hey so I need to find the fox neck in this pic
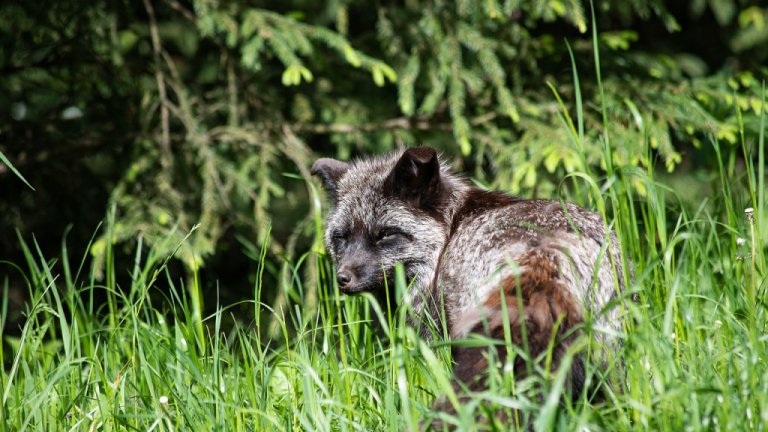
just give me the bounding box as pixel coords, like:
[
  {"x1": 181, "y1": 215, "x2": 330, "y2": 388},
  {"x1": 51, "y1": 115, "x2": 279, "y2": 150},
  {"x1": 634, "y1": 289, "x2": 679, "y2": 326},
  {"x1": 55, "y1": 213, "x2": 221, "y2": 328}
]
[{"x1": 405, "y1": 176, "x2": 472, "y2": 332}]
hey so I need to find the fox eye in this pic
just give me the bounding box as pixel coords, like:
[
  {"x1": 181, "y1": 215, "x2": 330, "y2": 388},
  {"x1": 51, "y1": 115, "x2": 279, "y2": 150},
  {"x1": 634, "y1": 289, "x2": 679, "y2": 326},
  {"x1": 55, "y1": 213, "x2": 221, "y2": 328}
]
[
  {"x1": 331, "y1": 229, "x2": 349, "y2": 242},
  {"x1": 374, "y1": 228, "x2": 406, "y2": 243}
]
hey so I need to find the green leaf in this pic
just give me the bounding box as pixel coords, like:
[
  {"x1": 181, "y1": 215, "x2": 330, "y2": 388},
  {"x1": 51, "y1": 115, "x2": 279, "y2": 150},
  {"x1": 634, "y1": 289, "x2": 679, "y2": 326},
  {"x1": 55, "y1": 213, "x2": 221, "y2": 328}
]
[
  {"x1": 281, "y1": 64, "x2": 313, "y2": 86},
  {"x1": 371, "y1": 63, "x2": 397, "y2": 86},
  {"x1": 398, "y1": 55, "x2": 420, "y2": 115},
  {"x1": 118, "y1": 30, "x2": 138, "y2": 52},
  {"x1": 0, "y1": 150, "x2": 34, "y2": 191},
  {"x1": 382, "y1": 64, "x2": 397, "y2": 82},
  {"x1": 342, "y1": 44, "x2": 362, "y2": 67},
  {"x1": 372, "y1": 67, "x2": 384, "y2": 86},
  {"x1": 459, "y1": 136, "x2": 471, "y2": 156},
  {"x1": 543, "y1": 148, "x2": 560, "y2": 173}
]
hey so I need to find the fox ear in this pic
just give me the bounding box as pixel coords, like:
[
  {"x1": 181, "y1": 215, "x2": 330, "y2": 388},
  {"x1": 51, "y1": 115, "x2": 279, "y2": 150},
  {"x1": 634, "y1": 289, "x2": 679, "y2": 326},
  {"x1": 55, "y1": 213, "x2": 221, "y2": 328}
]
[
  {"x1": 387, "y1": 147, "x2": 442, "y2": 208},
  {"x1": 311, "y1": 158, "x2": 349, "y2": 200}
]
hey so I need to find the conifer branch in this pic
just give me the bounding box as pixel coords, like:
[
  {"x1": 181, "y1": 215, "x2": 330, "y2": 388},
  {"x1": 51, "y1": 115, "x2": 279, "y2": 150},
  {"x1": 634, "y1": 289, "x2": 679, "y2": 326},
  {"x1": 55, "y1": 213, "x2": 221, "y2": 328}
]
[
  {"x1": 289, "y1": 112, "x2": 498, "y2": 134},
  {"x1": 143, "y1": 0, "x2": 172, "y2": 171},
  {"x1": 164, "y1": 0, "x2": 196, "y2": 23}
]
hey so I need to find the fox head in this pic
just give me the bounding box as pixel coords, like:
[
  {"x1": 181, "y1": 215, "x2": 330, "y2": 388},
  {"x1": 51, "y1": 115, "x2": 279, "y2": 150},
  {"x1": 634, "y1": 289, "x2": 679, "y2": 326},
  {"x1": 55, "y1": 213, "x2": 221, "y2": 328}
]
[{"x1": 312, "y1": 147, "x2": 464, "y2": 296}]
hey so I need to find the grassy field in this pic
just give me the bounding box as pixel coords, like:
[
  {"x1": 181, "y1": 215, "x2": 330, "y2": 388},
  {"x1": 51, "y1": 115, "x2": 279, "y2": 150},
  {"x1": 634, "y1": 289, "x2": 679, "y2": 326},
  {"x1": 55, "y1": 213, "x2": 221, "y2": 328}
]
[{"x1": 2, "y1": 78, "x2": 768, "y2": 430}]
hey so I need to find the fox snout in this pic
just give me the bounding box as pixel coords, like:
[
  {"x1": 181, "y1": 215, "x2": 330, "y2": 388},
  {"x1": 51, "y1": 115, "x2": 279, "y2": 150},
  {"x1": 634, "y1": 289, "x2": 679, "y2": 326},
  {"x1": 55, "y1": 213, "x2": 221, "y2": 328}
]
[
  {"x1": 335, "y1": 261, "x2": 376, "y2": 294},
  {"x1": 336, "y1": 267, "x2": 359, "y2": 293},
  {"x1": 336, "y1": 269, "x2": 353, "y2": 286},
  {"x1": 331, "y1": 235, "x2": 385, "y2": 293}
]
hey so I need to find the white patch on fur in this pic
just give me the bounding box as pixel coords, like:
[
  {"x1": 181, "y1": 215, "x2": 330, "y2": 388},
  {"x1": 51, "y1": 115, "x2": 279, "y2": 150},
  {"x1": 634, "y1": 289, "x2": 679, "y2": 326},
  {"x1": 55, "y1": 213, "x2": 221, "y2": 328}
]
[{"x1": 450, "y1": 306, "x2": 490, "y2": 339}]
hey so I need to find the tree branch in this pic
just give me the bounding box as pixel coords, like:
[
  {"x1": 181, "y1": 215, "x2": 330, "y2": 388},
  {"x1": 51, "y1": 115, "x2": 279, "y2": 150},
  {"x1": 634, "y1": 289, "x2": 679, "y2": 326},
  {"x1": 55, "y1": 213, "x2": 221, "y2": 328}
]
[
  {"x1": 143, "y1": 0, "x2": 172, "y2": 171},
  {"x1": 164, "y1": 0, "x2": 197, "y2": 23},
  {"x1": 289, "y1": 112, "x2": 498, "y2": 134}
]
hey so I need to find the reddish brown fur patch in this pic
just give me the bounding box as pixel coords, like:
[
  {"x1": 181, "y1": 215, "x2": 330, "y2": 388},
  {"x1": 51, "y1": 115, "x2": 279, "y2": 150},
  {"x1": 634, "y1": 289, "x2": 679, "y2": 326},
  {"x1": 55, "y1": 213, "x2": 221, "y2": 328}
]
[
  {"x1": 431, "y1": 249, "x2": 588, "y2": 428},
  {"x1": 450, "y1": 248, "x2": 584, "y2": 391}
]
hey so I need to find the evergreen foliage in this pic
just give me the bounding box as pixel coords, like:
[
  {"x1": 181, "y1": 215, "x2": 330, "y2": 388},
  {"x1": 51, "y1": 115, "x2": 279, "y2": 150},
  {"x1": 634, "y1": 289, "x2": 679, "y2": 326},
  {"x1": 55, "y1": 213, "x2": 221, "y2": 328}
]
[{"x1": 2, "y1": 1, "x2": 767, "y2": 277}]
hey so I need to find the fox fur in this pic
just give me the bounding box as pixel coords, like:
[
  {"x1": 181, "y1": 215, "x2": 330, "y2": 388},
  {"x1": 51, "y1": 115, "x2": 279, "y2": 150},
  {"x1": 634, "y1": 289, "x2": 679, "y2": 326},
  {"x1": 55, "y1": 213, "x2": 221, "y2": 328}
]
[{"x1": 311, "y1": 146, "x2": 627, "y2": 406}]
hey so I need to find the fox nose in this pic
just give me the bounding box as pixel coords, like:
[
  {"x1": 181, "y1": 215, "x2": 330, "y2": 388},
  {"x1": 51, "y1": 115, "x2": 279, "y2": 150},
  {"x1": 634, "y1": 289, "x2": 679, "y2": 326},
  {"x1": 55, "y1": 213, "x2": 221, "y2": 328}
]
[{"x1": 337, "y1": 270, "x2": 352, "y2": 287}]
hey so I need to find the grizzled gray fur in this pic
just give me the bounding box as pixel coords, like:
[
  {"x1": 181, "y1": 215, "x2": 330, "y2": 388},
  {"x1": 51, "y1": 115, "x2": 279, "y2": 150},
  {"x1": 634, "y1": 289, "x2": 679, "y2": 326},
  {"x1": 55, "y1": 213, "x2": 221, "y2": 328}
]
[{"x1": 312, "y1": 147, "x2": 627, "y2": 399}]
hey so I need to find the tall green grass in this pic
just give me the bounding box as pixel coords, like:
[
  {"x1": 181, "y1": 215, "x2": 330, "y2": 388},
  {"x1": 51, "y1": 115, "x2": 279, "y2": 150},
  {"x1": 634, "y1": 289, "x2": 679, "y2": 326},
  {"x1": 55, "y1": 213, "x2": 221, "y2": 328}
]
[{"x1": 2, "y1": 54, "x2": 768, "y2": 432}]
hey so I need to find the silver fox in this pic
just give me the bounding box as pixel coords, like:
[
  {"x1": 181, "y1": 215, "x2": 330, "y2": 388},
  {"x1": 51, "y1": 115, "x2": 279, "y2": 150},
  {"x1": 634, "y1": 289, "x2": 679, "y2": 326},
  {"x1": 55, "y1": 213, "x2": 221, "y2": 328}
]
[{"x1": 311, "y1": 146, "x2": 627, "y2": 399}]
